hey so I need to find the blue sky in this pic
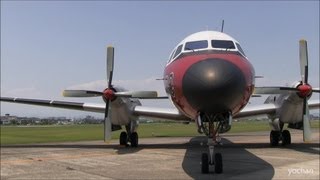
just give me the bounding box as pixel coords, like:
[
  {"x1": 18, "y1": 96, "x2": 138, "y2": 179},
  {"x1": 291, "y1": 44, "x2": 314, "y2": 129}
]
[{"x1": 1, "y1": 1, "x2": 319, "y2": 118}]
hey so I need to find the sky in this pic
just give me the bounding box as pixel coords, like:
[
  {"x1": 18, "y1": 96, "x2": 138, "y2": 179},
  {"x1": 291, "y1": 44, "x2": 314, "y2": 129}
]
[{"x1": 1, "y1": 1, "x2": 319, "y2": 118}]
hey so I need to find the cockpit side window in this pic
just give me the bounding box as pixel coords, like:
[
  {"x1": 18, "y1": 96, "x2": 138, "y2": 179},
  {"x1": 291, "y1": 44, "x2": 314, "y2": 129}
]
[
  {"x1": 236, "y1": 43, "x2": 246, "y2": 56},
  {"x1": 184, "y1": 40, "x2": 208, "y2": 51},
  {"x1": 211, "y1": 40, "x2": 235, "y2": 49},
  {"x1": 169, "y1": 48, "x2": 176, "y2": 61},
  {"x1": 173, "y1": 44, "x2": 183, "y2": 59}
]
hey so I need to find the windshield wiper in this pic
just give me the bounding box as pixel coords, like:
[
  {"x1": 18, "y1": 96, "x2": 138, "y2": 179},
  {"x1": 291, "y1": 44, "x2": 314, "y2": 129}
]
[{"x1": 185, "y1": 47, "x2": 195, "y2": 52}]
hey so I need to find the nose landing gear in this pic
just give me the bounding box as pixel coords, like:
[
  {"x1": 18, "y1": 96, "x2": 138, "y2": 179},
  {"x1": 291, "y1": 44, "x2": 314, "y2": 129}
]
[{"x1": 198, "y1": 113, "x2": 230, "y2": 174}]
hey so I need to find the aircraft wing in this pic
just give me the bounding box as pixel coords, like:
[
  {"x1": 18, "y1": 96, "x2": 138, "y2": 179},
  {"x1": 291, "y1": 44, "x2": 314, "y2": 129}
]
[
  {"x1": 0, "y1": 97, "x2": 105, "y2": 113},
  {"x1": 133, "y1": 106, "x2": 188, "y2": 121},
  {"x1": 308, "y1": 99, "x2": 320, "y2": 109},
  {"x1": 234, "y1": 104, "x2": 277, "y2": 119},
  {"x1": 235, "y1": 99, "x2": 320, "y2": 119},
  {"x1": 0, "y1": 97, "x2": 189, "y2": 121},
  {"x1": 1, "y1": 96, "x2": 318, "y2": 121}
]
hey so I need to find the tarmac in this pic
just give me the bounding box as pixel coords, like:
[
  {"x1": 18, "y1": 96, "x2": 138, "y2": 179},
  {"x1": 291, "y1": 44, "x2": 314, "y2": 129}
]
[{"x1": 1, "y1": 129, "x2": 319, "y2": 180}]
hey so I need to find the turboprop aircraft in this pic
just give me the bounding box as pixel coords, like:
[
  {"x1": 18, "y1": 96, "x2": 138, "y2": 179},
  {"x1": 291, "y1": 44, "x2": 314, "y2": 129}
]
[{"x1": 1, "y1": 30, "x2": 319, "y2": 174}]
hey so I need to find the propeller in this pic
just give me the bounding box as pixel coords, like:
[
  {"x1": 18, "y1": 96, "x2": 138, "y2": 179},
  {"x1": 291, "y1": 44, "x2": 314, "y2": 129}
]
[
  {"x1": 104, "y1": 46, "x2": 115, "y2": 142},
  {"x1": 299, "y1": 40, "x2": 312, "y2": 142},
  {"x1": 254, "y1": 40, "x2": 318, "y2": 142},
  {"x1": 62, "y1": 46, "x2": 160, "y2": 142}
]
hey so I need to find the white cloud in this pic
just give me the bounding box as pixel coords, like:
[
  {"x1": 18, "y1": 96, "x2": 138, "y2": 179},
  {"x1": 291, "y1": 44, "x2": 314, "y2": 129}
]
[
  {"x1": 67, "y1": 80, "x2": 107, "y2": 91},
  {"x1": 65, "y1": 77, "x2": 173, "y2": 108},
  {"x1": 66, "y1": 77, "x2": 167, "y2": 95}
]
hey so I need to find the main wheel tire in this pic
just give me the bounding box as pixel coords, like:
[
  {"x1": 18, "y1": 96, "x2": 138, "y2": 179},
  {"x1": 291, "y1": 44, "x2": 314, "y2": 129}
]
[
  {"x1": 130, "y1": 132, "x2": 138, "y2": 147},
  {"x1": 270, "y1": 130, "x2": 280, "y2": 146},
  {"x1": 120, "y1": 131, "x2": 128, "y2": 145},
  {"x1": 282, "y1": 130, "x2": 291, "y2": 146},
  {"x1": 201, "y1": 153, "x2": 209, "y2": 174},
  {"x1": 214, "y1": 153, "x2": 223, "y2": 174}
]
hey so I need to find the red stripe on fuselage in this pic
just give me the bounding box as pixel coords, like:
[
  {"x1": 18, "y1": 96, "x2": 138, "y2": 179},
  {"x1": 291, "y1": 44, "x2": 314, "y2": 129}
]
[{"x1": 164, "y1": 51, "x2": 255, "y2": 119}]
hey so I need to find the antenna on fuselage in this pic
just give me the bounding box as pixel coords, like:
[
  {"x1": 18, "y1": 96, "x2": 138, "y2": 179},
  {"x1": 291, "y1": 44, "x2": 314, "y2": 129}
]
[{"x1": 221, "y1": 20, "x2": 225, "y2": 32}]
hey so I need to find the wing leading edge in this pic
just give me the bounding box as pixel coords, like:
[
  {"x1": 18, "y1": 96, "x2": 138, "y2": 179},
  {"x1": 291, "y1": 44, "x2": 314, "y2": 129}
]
[
  {"x1": 234, "y1": 99, "x2": 319, "y2": 119},
  {"x1": 1, "y1": 96, "x2": 319, "y2": 121},
  {"x1": 0, "y1": 97, "x2": 105, "y2": 113},
  {"x1": 0, "y1": 97, "x2": 188, "y2": 121},
  {"x1": 234, "y1": 104, "x2": 277, "y2": 119}
]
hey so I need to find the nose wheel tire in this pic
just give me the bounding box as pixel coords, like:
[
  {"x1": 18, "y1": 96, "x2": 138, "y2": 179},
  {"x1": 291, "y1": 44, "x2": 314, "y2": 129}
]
[
  {"x1": 201, "y1": 153, "x2": 209, "y2": 174},
  {"x1": 130, "y1": 132, "x2": 138, "y2": 147},
  {"x1": 214, "y1": 153, "x2": 223, "y2": 174},
  {"x1": 201, "y1": 152, "x2": 223, "y2": 174}
]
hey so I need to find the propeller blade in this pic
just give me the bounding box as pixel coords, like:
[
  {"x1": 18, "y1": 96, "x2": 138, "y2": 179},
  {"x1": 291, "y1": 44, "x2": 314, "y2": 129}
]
[
  {"x1": 107, "y1": 46, "x2": 114, "y2": 88},
  {"x1": 114, "y1": 91, "x2": 158, "y2": 98},
  {"x1": 254, "y1": 87, "x2": 298, "y2": 94},
  {"x1": 104, "y1": 100, "x2": 112, "y2": 142},
  {"x1": 104, "y1": 99, "x2": 109, "y2": 119},
  {"x1": 63, "y1": 90, "x2": 103, "y2": 97},
  {"x1": 312, "y1": 88, "x2": 320, "y2": 93},
  {"x1": 299, "y1": 40, "x2": 308, "y2": 84},
  {"x1": 137, "y1": 96, "x2": 169, "y2": 99},
  {"x1": 302, "y1": 99, "x2": 312, "y2": 142}
]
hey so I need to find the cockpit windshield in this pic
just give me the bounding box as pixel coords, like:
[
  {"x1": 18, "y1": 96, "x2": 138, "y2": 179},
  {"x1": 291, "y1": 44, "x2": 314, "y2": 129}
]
[
  {"x1": 184, "y1": 40, "x2": 208, "y2": 51},
  {"x1": 211, "y1": 40, "x2": 235, "y2": 49}
]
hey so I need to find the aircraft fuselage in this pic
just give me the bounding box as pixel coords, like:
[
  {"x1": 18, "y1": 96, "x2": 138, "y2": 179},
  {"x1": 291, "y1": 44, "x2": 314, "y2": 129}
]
[{"x1": 163, "y1": 31, "x2": 255, "y2": 119}]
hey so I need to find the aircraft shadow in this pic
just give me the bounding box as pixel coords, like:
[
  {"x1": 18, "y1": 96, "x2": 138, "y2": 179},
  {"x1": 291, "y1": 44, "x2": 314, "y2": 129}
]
[
  {"x1": 224, "y1": 142, "x2": 320, "y2": 155},
  {"x1": 181, "y1": 136, "x2": 275, "y2": 179},
  {"x1": 1, "y1": 136, "x2": 318, "y2": 179}
]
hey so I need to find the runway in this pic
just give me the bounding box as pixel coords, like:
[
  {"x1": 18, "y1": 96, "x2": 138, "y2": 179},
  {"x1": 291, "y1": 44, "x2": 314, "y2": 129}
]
[{"x1": 1, "y1": 130, "x2": 319, "y2": 179}]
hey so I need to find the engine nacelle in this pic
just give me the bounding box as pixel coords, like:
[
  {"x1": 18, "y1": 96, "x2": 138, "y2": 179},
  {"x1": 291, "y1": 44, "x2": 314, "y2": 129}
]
[{"x1": 108, "y1": 87, "x2": 141, "y2": 126}]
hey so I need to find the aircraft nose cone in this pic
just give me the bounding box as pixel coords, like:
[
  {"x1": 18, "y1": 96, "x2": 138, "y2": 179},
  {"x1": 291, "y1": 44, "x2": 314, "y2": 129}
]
[{"x1": 182, "y1": 58, "x2": 246, "y2": 114}]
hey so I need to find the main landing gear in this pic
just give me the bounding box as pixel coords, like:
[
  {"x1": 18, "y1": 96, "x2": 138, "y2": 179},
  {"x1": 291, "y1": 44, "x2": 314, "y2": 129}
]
[
  {"x1": 270, "y1": 121, "x2": 291, "y2": 146},
  {"x1": 119, "y1": 125, "x2": 139, "y2": 147},
  {"x1": 198, "y1": 113, "x2": 230, "y2": 174},
  {"x1": 270, "y1": 129, "x2": 291, "y2": 146}
]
